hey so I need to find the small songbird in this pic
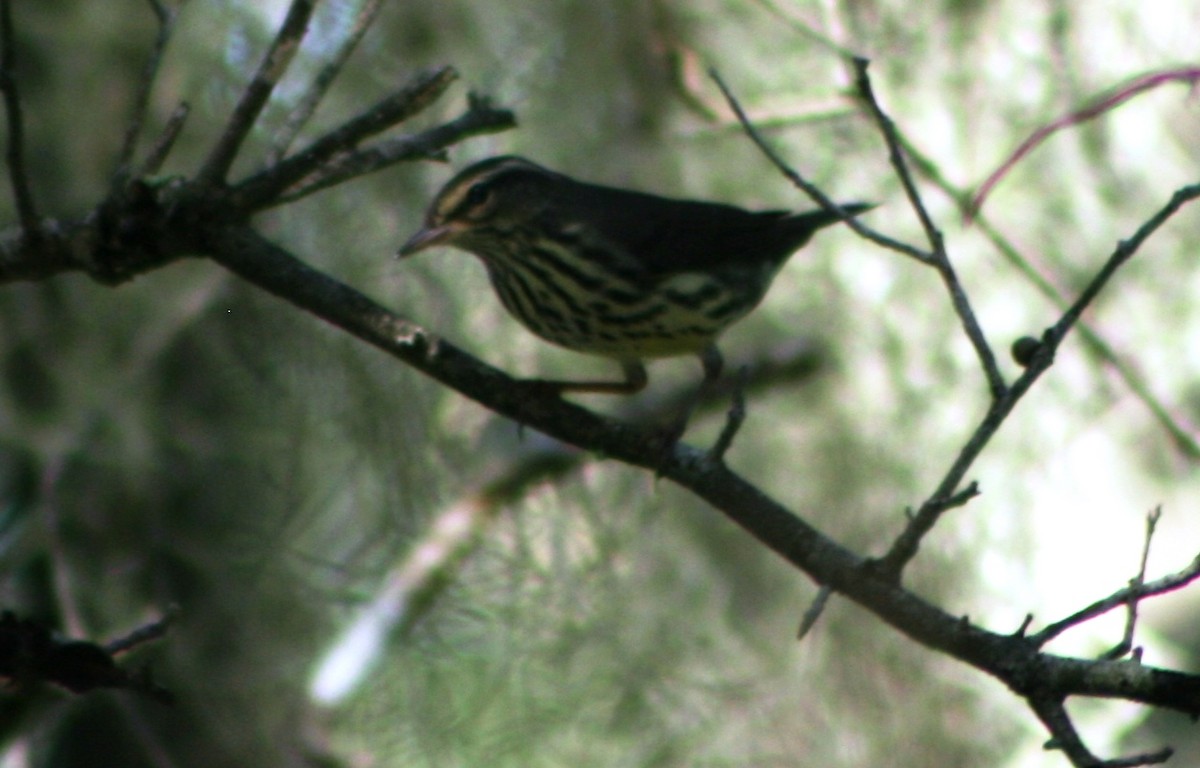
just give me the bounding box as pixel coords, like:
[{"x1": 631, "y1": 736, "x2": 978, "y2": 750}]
[{"x1": 399, "y1": 156, "x2": 871, "y2": 395}]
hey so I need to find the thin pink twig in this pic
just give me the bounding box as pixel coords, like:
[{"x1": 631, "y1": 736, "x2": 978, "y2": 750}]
[{"x1": 970, "y1": 67, "x2": 1200, "y2": 220}]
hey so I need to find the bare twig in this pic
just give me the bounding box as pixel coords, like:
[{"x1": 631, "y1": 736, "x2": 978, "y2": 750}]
[
  {"x1": 198, "y1": 0, "x2": 316, "y2": 184},
  {"x1": 850, "y1": 57, "x2": 1007, "y2": 400},
  {"x1": 1032, "y1": 548, "x2": 1200, "y2": 649},
  {"x1": 1031, "y1": 695, "x2": 1103, "y2": 766},
  {"x1": 136, "y1": 101, "x2": 191, "y2": 177},
  {"x1": 0, "y1": 0, "x2": 39, "y2": 235},
  {"x1": 878, "y1": 182, "x2": 1200, "y2": 579},
  {"x1": 926, "y1": 481, "x2": 980, "y2": 516},
  {"x1": 112, "y1": 0, "x2": 181, "y2": 188},
  {"x1": 230, "y1": 67, "x2": 464, "y2": 208},
  {"x1": 269, "y1": 93, "x2": 516, "y2": 207},
  {"x1": 894, "y1": 127, "x2": 1200, "y2": 459},
  {"x1": 971, "y1": 67, "x2": 1200, "y2": 218},
  {"x1": 796, "y1": 585, "x2": 832, "y2": 640},
  {"x1": 1101, "y1": 507, "x2": 1161, "y2": 660},
  {"x1": 105, "y1": 607, "x2": 180, "y2": 656},
  {"x1": 267, "y1": 0, "x2": 385, "y2": 163},
  {"x1": 1031, "y1": 695, "x2": 1173, "y2": 767},
  {"x1": 708, "y1": 67, "x2": 932, "y2": 265},
  {"x1": 705, "y1": 367, "x2": 748, "y2": 465},
  {"x1": 1044, "y1": 185, "x2": 1200, "y2": 346}
]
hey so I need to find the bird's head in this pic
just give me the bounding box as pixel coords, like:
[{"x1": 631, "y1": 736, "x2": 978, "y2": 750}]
[{"x1": 398, "y1": 156, "x2": 559, "y2": 258}]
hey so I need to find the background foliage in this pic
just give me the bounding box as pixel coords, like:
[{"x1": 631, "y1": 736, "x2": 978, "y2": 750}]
[{"x1": 1, "y1": 1, "x2": 1197, "y2": 766}]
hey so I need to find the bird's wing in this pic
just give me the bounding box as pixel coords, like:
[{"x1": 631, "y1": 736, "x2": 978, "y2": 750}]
[{"x1": 554, "y1": 180, "x2": 850, "y2": 277}]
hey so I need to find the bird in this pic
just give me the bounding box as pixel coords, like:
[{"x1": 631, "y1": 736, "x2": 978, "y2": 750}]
[{"x1": 398, "y1": 155, "x2": 871, "y2": 396}]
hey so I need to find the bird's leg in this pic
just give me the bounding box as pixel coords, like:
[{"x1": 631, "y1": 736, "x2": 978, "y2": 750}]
[
  {"x1": 684, "y1": 343, "x2": 725, "y2": 422},
  {"x1": 527, "y1": 360, "x2": 648, "y2": 396},
  {"x1": 657, "y1": 344, "x2": 726, "y2": 453},
  {"x1": 699, "y1": 344, "x2": 724, "y2": 389},
  {"x1": 705, "y1": 364, "x2": 748, "y2": 465}
]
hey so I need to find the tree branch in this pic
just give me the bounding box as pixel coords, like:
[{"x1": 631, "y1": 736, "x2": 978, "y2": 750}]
[
  {"x1": 112, "y1": 0, "x2": 181, "y2": 188},
  {"x1": 266, "y1": 0, "x2": 385, "y2": 164},
  {"x1": 200, "y1": 223, "x2": 1200, "y2": 727},
  {"x1": 0, "y1": 0, "x2": 39, "y2": 236},
  {"x1": 4, "y1": 7, "x2": 1200, "y2": 764},
  {"x1": 892, "y1": 129, "x2": 1200, "y2": 459},
  {"x1": 708, "y1": 67, "x2": 930, "y2": 265},
  {"x1": 876, "y1": 181, "x2": 1200, "y2": 580},
  {"x1": 1032, "y1": 547, "x2": 1200, "y2": 649},
  {"x1": 231, "y1": 66, "x2": 461, "y2": 209},
  {"x1": 270, "y1": 93, "x2": 516, "y2": 206},
  {"x1": 198, "y1": 0, "x2": 316, "y2": 184},
  {"x1": 849, "y1": 57, "x2": 1007, "y2": 400}
]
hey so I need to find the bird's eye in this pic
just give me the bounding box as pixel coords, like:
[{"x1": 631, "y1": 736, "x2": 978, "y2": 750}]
[{"x1": 464, "y1": 182, "x2": 492, "y2": 211}]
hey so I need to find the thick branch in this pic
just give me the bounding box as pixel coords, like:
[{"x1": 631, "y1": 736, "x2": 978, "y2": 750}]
[
  {"x1": 200, "y1": 224, "x2": 1200, "y2": 725},
  {"x1": 0, "y1": 219, "x2": 90, "y2": 283}
]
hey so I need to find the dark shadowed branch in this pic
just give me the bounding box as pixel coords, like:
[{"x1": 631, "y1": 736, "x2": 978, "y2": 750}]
[
  {"x1": 267, "y1": 0, "x2": 386, "y2": 163},
  {"x1": 877, "y1": 183, "x2": 1200, "y2": 582},
  {"x1": 0, "y1": 0, "x2": 38, "y2": 236},
  {"x1": 198, "y1": 0, "x2": 316, "y2": 184},
  {"x1": 272, "y1": 93, "x2": 517, "y2": 205},
  {"x1": 112, "y1": 0, "x2": 181, "y2": 188}
]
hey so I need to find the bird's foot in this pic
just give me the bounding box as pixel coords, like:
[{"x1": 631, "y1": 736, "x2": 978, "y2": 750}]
[{"x1": 651, "y1": 415, "x2": 689, "y2": 477}]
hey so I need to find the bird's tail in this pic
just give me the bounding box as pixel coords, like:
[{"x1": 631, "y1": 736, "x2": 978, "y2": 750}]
[{"x1": 791, "y1": 201, "x2": 876, "y2": 231}]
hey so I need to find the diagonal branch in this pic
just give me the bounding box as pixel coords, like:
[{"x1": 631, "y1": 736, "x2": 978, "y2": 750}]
[
  {"x1": 708, "y1": 67, "x2": 931, "y2": 265},
  {"x1": 198, "y1": 223, "x2": 1200, "y2": 732},
  {"x1": 894, "y1": 130, "x2": 1200, "y2": 459},
  {"x1": 971, "y1": 67, "x2": 1200, "y2": 218},
  {"x1": 850, "y1": 57, "x2": 1007, "y2": 400},
  {"x1": 0, "y1": 0, "x2": 39, "y2": 236},
  {"x1": 270, "y1": 94, "x2": 516, "y2": 206},
  {"x1": 112, "y1": 0, "x2": 181, "y2": 189},
  {"x1": 5, "y1": 6, "x2": 1200, "y2": 759},
  {"x1": 135, "y1": 101, "x2": 191, "y2": 178},
  {"x1": 1030, "y1": 696, "x2": 1105, "y2": 767},
  {"x1": 876, "y1": 182, "x2": 1200, "y2": 579},
  {"x1": 1031, "y1": 547, "x2": 1200, "y2": 649},
  {"x1": 230, "y1": 66, "x2": 461, "y2": 208},
  {"x1": 266, "y1": 0, "x2": 385, "y2": 163},
  {"x1": 1043, "y1": 184, "x2": 1200, "y2": 347},
  {"x1": 198, "y1": 0, "x2": 316, "y2": 184},
  {"x1": 1030, "y1": 695, "x2": 1173, "y2": 767}
]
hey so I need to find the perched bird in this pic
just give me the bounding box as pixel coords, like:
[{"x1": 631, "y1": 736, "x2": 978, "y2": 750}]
[{"x1": 399, "y1": 155, "x2": 870, "y2": 395}]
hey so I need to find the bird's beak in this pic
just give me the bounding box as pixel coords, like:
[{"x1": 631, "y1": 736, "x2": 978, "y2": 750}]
[{"x1": 396, "y1": 224, "x2": 452, "y2": 258}]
